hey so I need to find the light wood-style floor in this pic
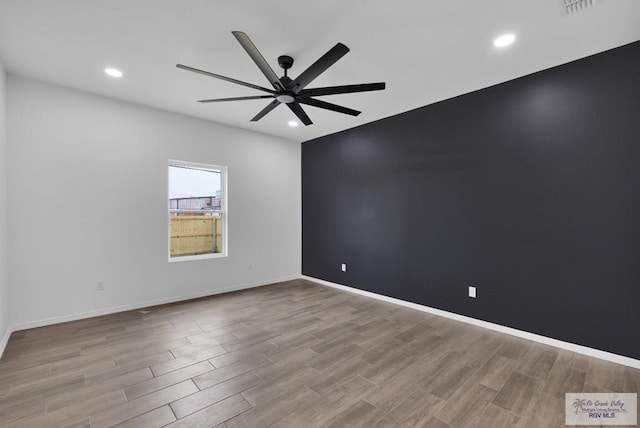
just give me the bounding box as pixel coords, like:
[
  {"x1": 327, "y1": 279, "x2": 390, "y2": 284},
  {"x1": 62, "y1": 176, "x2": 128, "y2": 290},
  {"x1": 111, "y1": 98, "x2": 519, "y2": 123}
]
[{"x1": 1, "y1": 279, "x2": 638, "y2": 428}]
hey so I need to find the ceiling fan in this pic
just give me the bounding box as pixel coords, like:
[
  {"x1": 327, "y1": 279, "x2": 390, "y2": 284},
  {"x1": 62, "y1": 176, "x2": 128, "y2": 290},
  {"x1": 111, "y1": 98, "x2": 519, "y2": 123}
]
[{"x1": 176, "y1": 31, "x2": 386, "y2": 126}]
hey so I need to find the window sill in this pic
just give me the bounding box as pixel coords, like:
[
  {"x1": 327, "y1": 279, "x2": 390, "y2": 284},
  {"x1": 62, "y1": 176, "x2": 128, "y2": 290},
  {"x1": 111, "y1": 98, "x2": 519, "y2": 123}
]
[{"x1": 168, "y1": 253, "x2": 227, "y2": 263}]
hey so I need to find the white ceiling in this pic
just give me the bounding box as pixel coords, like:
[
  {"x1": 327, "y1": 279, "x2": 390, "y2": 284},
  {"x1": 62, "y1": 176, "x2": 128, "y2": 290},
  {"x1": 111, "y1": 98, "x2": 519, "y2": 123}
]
[{"x1": 1, "y1": 1, "x2": 639, "y2": 143}]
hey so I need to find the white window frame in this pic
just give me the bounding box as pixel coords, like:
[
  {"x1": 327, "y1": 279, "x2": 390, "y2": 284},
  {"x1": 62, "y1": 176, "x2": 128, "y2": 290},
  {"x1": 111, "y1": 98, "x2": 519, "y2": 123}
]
[{"x1": 167, "y1": 159, "x2": 228, "y2": 262}]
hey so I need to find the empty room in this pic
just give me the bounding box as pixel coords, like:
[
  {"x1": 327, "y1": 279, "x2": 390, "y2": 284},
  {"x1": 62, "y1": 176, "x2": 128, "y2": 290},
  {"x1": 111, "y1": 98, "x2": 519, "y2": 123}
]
[{"x1": 1, "y1": 1, "x2": 639, "y2": 427}]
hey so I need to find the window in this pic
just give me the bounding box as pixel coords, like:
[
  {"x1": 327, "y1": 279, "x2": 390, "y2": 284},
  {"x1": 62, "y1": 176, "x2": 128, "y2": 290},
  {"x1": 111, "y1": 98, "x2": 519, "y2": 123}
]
[{"x1": 168, "y1": 160, "x2": 227, "y2": 261}]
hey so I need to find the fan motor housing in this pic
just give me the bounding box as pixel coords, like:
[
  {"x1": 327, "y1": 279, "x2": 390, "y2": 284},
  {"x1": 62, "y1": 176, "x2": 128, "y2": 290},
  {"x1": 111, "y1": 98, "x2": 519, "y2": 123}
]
[{"x1": 279, "y1": 75, "x2": 292, "y2": 87}]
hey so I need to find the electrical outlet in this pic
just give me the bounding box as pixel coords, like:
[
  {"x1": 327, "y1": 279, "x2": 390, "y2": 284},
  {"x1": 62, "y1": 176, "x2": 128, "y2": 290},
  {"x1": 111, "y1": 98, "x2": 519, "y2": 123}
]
[
  {"x1": 341, "y1": 263, "x2": 347, "y2": 272},
  {"x1": 96, "y1": 280, "x2": 104, "y2": 291},
  {"x1": 468, "y1": 286, "x2": 476, "y2": 298}
]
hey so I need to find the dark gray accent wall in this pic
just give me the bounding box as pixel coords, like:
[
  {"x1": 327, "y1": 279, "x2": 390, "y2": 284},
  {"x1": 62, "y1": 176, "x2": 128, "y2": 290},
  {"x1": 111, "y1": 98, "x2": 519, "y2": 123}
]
[{"x1": 302, "y1": 41, "x2": 640, "y2": 359}]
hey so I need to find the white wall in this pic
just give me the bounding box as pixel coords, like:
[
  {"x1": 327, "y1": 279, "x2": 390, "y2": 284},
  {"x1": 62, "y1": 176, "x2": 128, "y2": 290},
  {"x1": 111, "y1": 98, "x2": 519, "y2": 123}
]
[
  {"x1": 6, "y1": 75, "x2": 301, "y2": 327},
  {"x1": 0, "y1": 61, "x2": 9, "y2": 347}
]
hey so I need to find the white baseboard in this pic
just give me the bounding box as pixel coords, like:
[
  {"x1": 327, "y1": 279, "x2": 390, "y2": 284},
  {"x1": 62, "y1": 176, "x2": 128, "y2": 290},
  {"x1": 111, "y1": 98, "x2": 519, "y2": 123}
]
[
  {"x1": 0, "y1": 275, "x2": 299, "y2": 358},
  {"x1": 301, "y1": 275, "x2": 640, "y2": 370},
  {"x1": 0, "y1": 325, "x2": 11, "y2": 360}
]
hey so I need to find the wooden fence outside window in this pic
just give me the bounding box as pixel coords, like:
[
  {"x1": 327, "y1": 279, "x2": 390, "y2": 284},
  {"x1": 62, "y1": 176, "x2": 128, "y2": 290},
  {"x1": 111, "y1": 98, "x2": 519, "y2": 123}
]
[{"x1": 170, "y1": 215, "x2": 222, "y2": 257}]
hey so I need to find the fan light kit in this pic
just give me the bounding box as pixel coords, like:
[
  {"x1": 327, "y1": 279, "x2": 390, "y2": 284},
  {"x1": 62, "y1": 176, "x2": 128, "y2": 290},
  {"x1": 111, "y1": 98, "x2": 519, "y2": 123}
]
[
  {"x1": 177, "y1": 31, "x2": 386, "y2": 126},
  {"x1": 494, "y1": 34, "x2": 516, "y2": 48},
  {"x1": 104, "y1": 68, "x2": 123, "y2": 78}
]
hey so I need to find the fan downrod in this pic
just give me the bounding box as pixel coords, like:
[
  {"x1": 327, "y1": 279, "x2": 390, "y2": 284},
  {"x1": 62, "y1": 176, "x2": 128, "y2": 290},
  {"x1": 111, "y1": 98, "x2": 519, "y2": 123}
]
[{"x1": 278, "y1": 55, "x2": 294, "y2": 78}]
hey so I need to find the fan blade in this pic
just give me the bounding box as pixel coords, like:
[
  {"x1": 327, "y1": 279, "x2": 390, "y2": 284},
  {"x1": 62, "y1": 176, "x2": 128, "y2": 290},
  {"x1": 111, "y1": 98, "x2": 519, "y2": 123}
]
[
  {"x1": 177, "y1": 64, "x2": 274, "y2": 94},
  {"x1": 289, "y1": 43, "x2": 350, "y2": 94},
  {"x1": 199, "y1": 95, "x2": 274, "y2": 103},
  {"x1": 251, "y1": 99, "x2": 281, "y2": 122},
  {"x1": 232, "y1": 31, "x2": 285, "y2": 92},
  {"x1": 287, "y1": 102, "x2": 313, "y2": 126},
  {"x1": 297, "y1": 98, "x2": 361, "y2": 116},
  {"x1": 300, "y1": 82, "x2": 385, "y2": 97}
]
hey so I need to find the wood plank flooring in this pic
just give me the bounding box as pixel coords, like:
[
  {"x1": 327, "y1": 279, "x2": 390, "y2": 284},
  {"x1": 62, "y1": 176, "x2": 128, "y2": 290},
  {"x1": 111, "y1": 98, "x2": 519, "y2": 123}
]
[{"x1": 1, "y1": 279, "x2": 639, "y2": 427}]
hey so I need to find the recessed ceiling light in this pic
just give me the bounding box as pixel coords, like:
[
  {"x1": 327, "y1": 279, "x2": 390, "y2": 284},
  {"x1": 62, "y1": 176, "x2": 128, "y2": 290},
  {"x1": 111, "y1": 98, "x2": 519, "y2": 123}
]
[
  {"x1": 104, "y1": 68, "x2": 123, "y2": 78},
  {"x1": 288, "y1": 121, "x2": 299, "y2": 127},
  {"x1": 494, "y1": 34, "x2": 516, "y2": 48}
]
